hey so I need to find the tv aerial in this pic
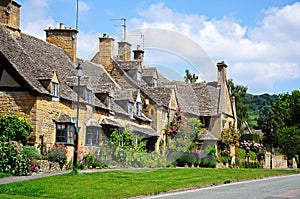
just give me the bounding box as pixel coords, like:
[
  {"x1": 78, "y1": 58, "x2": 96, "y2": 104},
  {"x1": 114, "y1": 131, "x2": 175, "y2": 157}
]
[
  {"x1": 132, "y1": 33, "x2": 145, "y2": 50},
  {"x1": 110, "y1": 18, "x2": 126, "y2": 41}
]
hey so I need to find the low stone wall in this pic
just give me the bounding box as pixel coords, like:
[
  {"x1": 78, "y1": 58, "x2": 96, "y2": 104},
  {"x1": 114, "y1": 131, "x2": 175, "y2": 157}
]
[
  {"x1": 264, "y1": 153, "x2": 287, "y2": 169},
  {"x1": 34, "y1": 160, "x2": 67, "y2": 173}
]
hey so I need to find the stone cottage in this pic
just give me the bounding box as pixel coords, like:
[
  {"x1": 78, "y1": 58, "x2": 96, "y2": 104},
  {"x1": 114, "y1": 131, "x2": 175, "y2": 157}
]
[{"x1": 0, "y1": 0, "x2": 237, "y2": 161}]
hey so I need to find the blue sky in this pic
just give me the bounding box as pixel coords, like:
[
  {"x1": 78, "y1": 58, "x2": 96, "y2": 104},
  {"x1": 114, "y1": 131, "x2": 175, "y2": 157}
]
[{"x1": 18, "y1": 0, "x2": 300, "y2": 94}]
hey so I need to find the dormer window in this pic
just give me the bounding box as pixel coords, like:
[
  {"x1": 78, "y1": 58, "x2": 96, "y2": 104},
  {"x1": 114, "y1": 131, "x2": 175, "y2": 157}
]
[
  {"x1": 137, "y1": 71, "x2": 142, "y2": 86},
  {"x1": 108, "y1": 96, "x2": 114, "y2": 111},
  {"x1": 52, "y1": 82, "x2": 58, "y2": 97},
  {"x1": 128, "y1": 102, "x2": 133, "y2": 118},
  {"x1": 136, "y1": 102, "x2": 142, "y2": 116},
  {"x1": 87, "y1": 89, "x2": 93, "y2": 104},
  {"x1": 153, "y1": 78, "x2": 158, "y2": 87}
]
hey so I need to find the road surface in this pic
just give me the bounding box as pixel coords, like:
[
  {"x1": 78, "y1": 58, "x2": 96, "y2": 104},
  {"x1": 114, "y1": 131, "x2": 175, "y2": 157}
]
[{"x1": 147, "y1": 174, "x2": 300, "y2": 199}]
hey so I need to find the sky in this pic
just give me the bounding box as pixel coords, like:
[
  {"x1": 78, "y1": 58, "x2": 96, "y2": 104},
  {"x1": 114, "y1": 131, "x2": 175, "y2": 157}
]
[{"x1": 17, "y1": 0, "x2": 300, "y2": 94}]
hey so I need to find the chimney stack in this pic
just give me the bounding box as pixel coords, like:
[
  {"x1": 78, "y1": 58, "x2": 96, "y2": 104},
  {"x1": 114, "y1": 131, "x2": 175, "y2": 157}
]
[
  {"x1": 0, "y1": 0, "x2": 21, "y2": 35},
  {"x1": 44, "y1": 23, "x2": 78, "y2": 63},
  {"x1": 217, "y1": 61, "x2": 228, "y2": 85},
  {"x1": 133, "y1": 45, "x2": 144, "y2": 62},
  {"x1": 118, "y1": 41, "x2": 131, "y2": 61},
  {"x1": 91, "y1": 34, "x2": 115, "y2": 70}
]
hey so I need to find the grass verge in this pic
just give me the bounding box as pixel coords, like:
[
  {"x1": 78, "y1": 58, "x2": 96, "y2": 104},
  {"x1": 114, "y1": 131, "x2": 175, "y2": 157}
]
[{"x1": 0, "y1": 168, "x2": 297, "y2": 199}]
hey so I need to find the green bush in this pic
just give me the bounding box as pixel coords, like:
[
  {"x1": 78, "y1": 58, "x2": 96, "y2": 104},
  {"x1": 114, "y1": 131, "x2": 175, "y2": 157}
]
[
  {"x1": 177, "y1": 153, "x2": 196, "y2": 166},
  {"x1": 199, "y1": 156, "x2": 217, "y2": 168},
  {"x1": 219, "y1": 156, "x2": 229, "y2": 164},
  {"x1": 0, "y1": 141, "x2": 31, "y2": 176},
  {"x1": 47, "y1": 144, "x2": 67, "y2": 169},
  {"x1": 0, "y1": 114, "x2": 32, "y2": 145},
  {"x1": 22, "y1": 146, "x2": 40, "y2": 160}
]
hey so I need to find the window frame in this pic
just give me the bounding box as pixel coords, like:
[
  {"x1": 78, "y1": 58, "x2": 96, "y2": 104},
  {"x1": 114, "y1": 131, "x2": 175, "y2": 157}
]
[
  {"x1": 52, "y1": 82, "x2": 59, "y2": 97},
  {"x1": 85, "y1": 126, "x2": 100, "y2": 146},
  {"x1": 55, "y1": 122, "x2": 75, "y2": 145},
  {"x1": 128, "y1": 102, "x2": 134, "y2": 118},
  {"x1": 87, "y1": 89, "x2": 93, "y2": 104},
  {"x1": 108, "y1": 96, "x2": 114, "y2": 111},
  {"x1": 162, "y1": 109, "x2": 166, "y2": 121},
  {"x1": 136, "y1": 102, "x2": 142, "y2": 116}
]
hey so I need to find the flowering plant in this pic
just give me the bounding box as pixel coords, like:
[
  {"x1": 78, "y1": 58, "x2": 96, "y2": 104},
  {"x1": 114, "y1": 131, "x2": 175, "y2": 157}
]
[
  {"x1": 240, "y1": 140, "x2": 262, "y2": 153},
  {"x1": 165, "y1": 106, "x2": 185, "y2": 136}
]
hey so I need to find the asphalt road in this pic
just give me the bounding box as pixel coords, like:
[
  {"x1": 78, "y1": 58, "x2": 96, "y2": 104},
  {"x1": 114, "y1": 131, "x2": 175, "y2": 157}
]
[{"x1": 147, "y1": 174, "x2": 300, "y2": 199}]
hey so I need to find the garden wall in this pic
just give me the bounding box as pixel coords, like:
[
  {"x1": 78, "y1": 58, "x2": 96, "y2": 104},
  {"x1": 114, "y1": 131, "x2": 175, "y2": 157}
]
[{"x1": 264, "y1": 152, "x2": 287, "y2": 169}]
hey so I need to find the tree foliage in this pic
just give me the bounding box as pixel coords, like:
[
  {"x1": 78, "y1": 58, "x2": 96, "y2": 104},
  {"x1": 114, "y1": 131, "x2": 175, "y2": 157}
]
[
  {"x1": 109, "y1": 129, "x2": 146, "y2": 153},
  {"x1": 184, "y1": 69, "x2": 198, "y2": 83},
  {"x1": 262, "y1": 90, "x2": 300, "y2": 158},
  {"x1": 227, "y1": 79, "x2": 248, "y2": 130},
  {"x1": 0, "y1": 114, "x2": 32, "y2": 145}
]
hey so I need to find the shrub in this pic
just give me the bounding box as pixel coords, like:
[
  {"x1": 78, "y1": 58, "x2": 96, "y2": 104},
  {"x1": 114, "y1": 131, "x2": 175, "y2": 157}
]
[
  {"x1": 177, "y1": 152, "x2": 197, "y2": 166},
  {"x1": 199, "y1": 156, "x2": 217, "y2": 168},
  {"x1": 0, "y1": 141, "x2": 31, "y2": 176},
  {"x1": 0, "y1": 115, "x2": 32, "y2": 145},
  {"x1": 22, "y1": 146, "x2": 40, "y2": 160},
  {"x1": 47, "y1": 144, "x2": 67, "y2": 169},
  {"x1": 219, "y1": 156, "x2": 229, "y2": 164}
]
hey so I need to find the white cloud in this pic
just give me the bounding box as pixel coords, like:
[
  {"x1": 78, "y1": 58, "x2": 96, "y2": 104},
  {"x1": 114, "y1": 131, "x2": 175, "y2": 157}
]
[
  {"x1": 20, "y1": 0, "x2": 56, "y2": 40},
  {"x1": 78, "y1": 1, "x2": 90, "y2": 13},
  {"x1": 129, "y1": 2, "x2": 300, "y2": 94}
]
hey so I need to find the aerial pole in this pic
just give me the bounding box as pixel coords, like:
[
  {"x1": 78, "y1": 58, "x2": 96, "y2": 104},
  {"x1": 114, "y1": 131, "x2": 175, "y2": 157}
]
[
  {"x1": 110, "y1": 18, "x2": 126, "y2": 41},
  {"x1": 76, "y1": 0, "x2": 79, "y2": 30}
]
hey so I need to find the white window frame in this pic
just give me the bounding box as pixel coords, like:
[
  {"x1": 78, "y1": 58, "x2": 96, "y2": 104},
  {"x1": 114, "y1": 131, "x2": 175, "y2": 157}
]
[
  {"x1": 87, "y1": 89, "x2": 93, "y2": 104},
  {"x1": 128, "y1": 102, "x2": 134, "y2": 118},
  {"x1": 52, "y1": 82, "x2": 58, "y2": 97},
  {"x1": 136, "y1": 102, "x2": 142, "y2": 116}
]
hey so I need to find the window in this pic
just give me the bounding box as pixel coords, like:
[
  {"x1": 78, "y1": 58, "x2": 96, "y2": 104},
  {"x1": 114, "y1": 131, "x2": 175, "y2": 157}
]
[
  {"x1": 52, "y1": 82, "x2": 58, "y2": 97},
  {"x1": 56, "y1": 123, "x2": 75, "y2": 144},
  {"x1": 137, "y1": 72, "x2": 142, "y2": 86},
  {"x1": 87, "y1": 89, "x2": 93, "y2": 104},
  {"x1": 86, "y1": 126, "x2": 100, "y2": 146},
  {"x1": 136, "y1": 102, "x2": 142, "y2": 116},
  {"x1": 128, "y1": 102, "x2": 133, "y2": 118},
  {"x1": 162, "y1": 109, "x2": 166, "y2": 121},
  {"x1": 108, "y1": 96, "x2": 114, "y2": 111},
  {"x1": 153, "y1": 78, "x2": 158, "y2": 87}
]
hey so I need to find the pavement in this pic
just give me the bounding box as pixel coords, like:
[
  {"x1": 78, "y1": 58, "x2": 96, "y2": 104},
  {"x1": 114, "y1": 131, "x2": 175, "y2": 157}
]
[{"x1": 0, "y1": 169, "x2": 114, "y2": 185}]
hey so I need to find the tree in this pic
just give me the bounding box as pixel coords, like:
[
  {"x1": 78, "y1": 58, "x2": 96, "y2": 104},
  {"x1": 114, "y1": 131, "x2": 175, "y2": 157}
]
[
  {"x1": 184, "y1": 69, "x2": 198, "y2": 83},
  {"x1": 227, "y1": 79, "x2": 248, "y2": 130},
  {"x1": 262, "y1": 90, "x2": 300, "y2": 159}
]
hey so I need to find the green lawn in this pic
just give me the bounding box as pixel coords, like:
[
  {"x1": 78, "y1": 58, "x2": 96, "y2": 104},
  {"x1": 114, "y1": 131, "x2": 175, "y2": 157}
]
[{"x1": 0, "y1": 168, "x2": 297, "y2": 199}]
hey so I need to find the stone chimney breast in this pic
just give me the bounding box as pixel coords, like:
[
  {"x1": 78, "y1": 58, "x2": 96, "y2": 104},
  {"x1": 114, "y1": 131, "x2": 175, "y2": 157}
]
[
  {"x1": 217, "y1": 61, "x2": 228, "y2": 85},
  {"x1": 44, "y1": 23, "x2": 78, "y2": 63}
]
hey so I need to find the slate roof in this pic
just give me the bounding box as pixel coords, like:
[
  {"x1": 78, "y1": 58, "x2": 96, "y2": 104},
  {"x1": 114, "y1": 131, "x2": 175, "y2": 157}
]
[
  {"x1": 141, "y1": 86, "x2": 172, "y2": 107},
  {"x1": 78, "y1": 59, "x2": 120, "y2": 90},
  {"x1": 0, "y1": 25, "x2": 107, "y2": 109},
  {"x1": 126, "y1": 121, "x2": 158, "y2": 138},
  {"x1": 100, "y1": 116, "x2": 123, "y2": 128},
  {"x1": 55, "y1": 112, "x2": 72, "y2": 123},
  {"x1": 117, "y1": 60, "x2": 141, "y2": 71},
  {"x1": 164, "y1": 81, "x2": 200, "y2": 116},
  {"x1": 114, "y1": 89, "x2": 134, "y2": 101},
  {"x1": 142, "y1": 67, "x2": 157, "y2": 77},
  {"x1": 192, "y1": 82, "x2": 220, "y2": 116}
]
